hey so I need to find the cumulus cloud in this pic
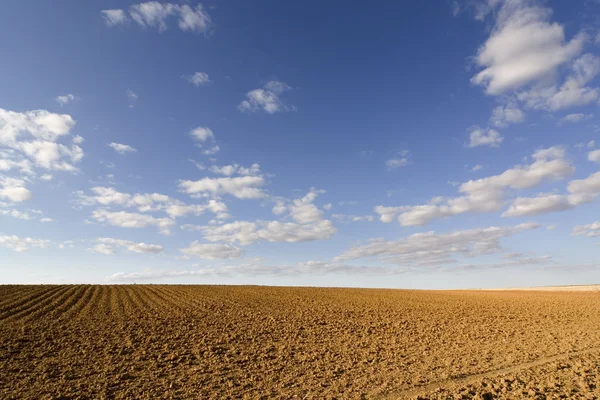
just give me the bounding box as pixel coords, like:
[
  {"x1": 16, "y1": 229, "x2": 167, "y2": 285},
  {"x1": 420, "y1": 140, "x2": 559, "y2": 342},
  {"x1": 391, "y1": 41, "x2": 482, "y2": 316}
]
[
  {"x1": 190, "y1": 126, "x2": 214, "y2": 143},
  {"x1": 0, "y1": 235, "x2": 50, "y2": 252},
  {"x1": 185, "y1": 188, "x2": 337, "y2": 244},
  {"x1": 208, "y1": 163, "x2": 261, "y2": 176},
  {"x1": 0, "y1": 178, "x2": 32, "y2": 203},
  {"x1": 386, "y1": 150, "x2": 411, "y2": 169},
  {"x1": 490, "y1": 103, "x2": 525, "y2": 127},
  {"x1": 238, "y1": 81, "x2": 294, "y2": 114},
  {"x1": 518, "y1": 53, "x2": 600, "y2": 111},
  {"x1": 588, "y1": 149, "x2": 600, "y2": 163},
  {"x1": 188, "y1": 72, "x2": 211, "y2": 86},
  {"x1": 104, "y1": 2, "x2": 213, "y2": 33},
  {"x1": 0, "y1": 209, "x2": 34, "y2": 220},
  {"x1": 0, "y1": 108, "x2": 82, "y2": 174},
  {"x1": 179, "y1": 176, "x2": 267, "y2": 199},
  {"x1": 472, "y1": 0, "x2": 585, "y2": 95},
  {"x1": 336, "y1": 223, "x2": 540, "y2": 267},
  {"x1": 572, "y1": 222, "x2": 600, "y2": 237},
  {"x1": 332, "y1": 214, "x2": 375, "y2": 223},
  {"x1": 375, "y1": 146, "x2": 574, "y2": 226},
  {"x1": 0, "y1": 159, "x2": 33, "y2": 175},
  {"x1": 108, "y1": 142, "x2": 137, "y2": 154},
  {"x1": 91, "y1": 209, "x2": 175, "y2": 235},
  {"x1": 502, "y1": 193, "x2": 573, "y2": 217},
  {"x1": 101, "y1": 9, "x2": 128, "y2": 26},
  {"x1": 558, "y1": 113, "x2": 592, "y2": 124},
  {"x1": 467, "y1": 126, "x2": 503, "y2": 148},
  {"x1": 89, "y1": 237, "x2": 164, "y2": 255},
  {"x1": 76, "y1": 186, "x2": 228, "y2": 219},
  {"x1": 56, "y1": 94, "x2": 76, "y2": 106},
  {"x1": 181, "y1": 242, "x2": 243, "y2": 259},
  {"x1": 502, "y1": 169, "x2": 600, "y2": 217}
]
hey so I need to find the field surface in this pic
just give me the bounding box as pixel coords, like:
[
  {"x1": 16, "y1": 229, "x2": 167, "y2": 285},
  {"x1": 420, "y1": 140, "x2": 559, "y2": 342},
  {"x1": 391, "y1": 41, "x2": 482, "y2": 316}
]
[{"x1": 1, "y1": 285, "x2": 599, "y2": 399}]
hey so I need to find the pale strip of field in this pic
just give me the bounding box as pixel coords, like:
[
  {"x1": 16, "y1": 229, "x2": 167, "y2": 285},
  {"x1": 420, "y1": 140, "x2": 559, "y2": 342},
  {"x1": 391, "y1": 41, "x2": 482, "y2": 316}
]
[{"x1": 479, "y1": 284, "x2": 600, "y2": 291}]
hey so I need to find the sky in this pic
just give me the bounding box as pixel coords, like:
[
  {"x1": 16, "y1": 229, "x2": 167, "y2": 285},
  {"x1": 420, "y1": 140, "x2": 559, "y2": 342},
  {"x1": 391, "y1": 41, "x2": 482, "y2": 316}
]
[{"x1": 1, "y1": 0, "x2": 600, "y2": 288}]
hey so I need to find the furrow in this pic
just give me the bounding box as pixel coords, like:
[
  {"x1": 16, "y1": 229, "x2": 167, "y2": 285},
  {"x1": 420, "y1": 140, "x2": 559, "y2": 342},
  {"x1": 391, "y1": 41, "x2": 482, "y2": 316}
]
[
  {"x1": 16, "y1": 285, "x2": 84, "y2": 324},
  {"x1": 0, "y1": 285, "x2": 72, "y2": 323},
  {"x1": 121, "y1": 285, "x2": 154, "y2": 316},
  {"x1": 148, "y1": 285, "x2": 187, "y2": 311},
  {"x1": 0, "y1": 285, "x2": 61, "y2": 315},
  {"x1": 76, "y1": 285, "x2": 102, "y2": 319},
  {"x1": 60, "y1": 285, "x2": 96, "y2": 321},
  {"x1": 134, "y1": 285, "x2": 168, "y2": 313}
]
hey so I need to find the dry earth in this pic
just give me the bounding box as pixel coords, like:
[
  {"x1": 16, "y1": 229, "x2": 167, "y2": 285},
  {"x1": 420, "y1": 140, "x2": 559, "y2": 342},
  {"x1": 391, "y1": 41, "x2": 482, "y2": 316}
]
[{"x1": 0, "y1": 285, "x2": 599, "y2": 399}]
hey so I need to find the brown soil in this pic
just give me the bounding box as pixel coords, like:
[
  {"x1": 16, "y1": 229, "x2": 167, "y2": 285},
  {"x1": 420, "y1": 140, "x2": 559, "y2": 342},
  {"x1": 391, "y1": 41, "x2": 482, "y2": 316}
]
[{"x1": 0, "y1": 285, "x2": 599, "y2": 399}]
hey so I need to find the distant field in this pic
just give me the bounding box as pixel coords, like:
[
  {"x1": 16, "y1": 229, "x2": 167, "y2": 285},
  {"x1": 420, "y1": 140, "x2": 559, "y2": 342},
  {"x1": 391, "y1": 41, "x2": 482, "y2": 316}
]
[
  {"x1": 1, "y1": 285, "x2": 599, "y2": 399},
  {"x1": 482, "y1": 284, "x2": 600, "y2": 292}
]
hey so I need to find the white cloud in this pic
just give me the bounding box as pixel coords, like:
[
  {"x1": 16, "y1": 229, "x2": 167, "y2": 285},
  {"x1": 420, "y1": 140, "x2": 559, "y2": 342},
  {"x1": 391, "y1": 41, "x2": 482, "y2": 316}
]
[
  {"x1": 0, "y1": 235, "x2": 50, "y2": 252},
  {"x1": 188, "y1": 189, "x2": 337, "y2": 245},
  {"x1": 238, "y1": 81, "x2": 294, "y2": 114},
  {"x1": 490, "y1": 103, "x2": 525, "y2": 127},
  {"x1": 181, "y1": 242, "x2": 243, "y2": 259},
  {"x1": 472, "y1": 0, "x2": 585, "y2": 95},
  {"x1": 588, "y1": 149, "x2": 600, "y2": 163},
  {"x1": 208, "y1": 163, "x2": 261, "y2": 177},
  {"x1": 58, "y1": 240, "x2": 75, "y2": 249},
  {"x1": 502, "y1": 169, "x2": 600, "y2": 217},
  {"x1": 0, "y1": 177, "x2": 32, "y2": 203},
  {"x1": 332, "y1": 214, "x2": 374, "y2": 223},
  {"x1": 109, "y1": 142, "x2": 137, "y2": 154},
  {"x1": 558, "y1": 113, "x2": 593, "y2": 124},
  {"x1": 107, "y1": 2, "x2": 212, "y2": 33},
  {"x1": 572, "y1": 222, "x2": 600, "y2": 237},
  {"x1": 0, "y1": 108, "x2": 82, "y2": 173},
  {"x1": 179, "y1": 176, "x2": 267, "y2": 199},
  {"x1": 0, "y1": 159, "x2": 33, "y2": 175},
  {"x1": 336, "y1": 223, "x2": 540, "y2": 267},
  {"x1": 467, "y1": 126, "x2": 503, "y2": 148},
  {"x1": 386, "y1": 150, "x2": 411, "y2": 169},
  {"x1": 105, "y1": 260, "x2": 401, "y2": 281},
  {"x1": 39, "y1": 174, "x2": 53, "y2": 181},
  {"x1": 91, "y1": 209, "x2": 175, "y2": 235},
  {"x1": 76, "y1": 186, "x2": 228, "y2": 219},
  {"x1": 502, "y1": 193, "x2": 573, "y2": 217},
  {"x1": 189, "y1": 72, "x2": 211, "y2": 86},
  {"x1": 40, "y1": 217, "x2": 53, "y2": 223},
  {"x1": 323, "y1": 203, "x2": 332, "y2": 210},
  {"x1": 375, "y1": 146, "x2": 574, "y2": 226},
  {"x1": 589, "y1": 140, "x2": 596, "y2": 148},
  {"x1": 0, "y1": 209, "x2": 35, "y2": 220},
  {"x1": 471, "y1": 164, "x2": 483, "y2": 172},
  {"x1": 89, "y1": 243, "x2": 115, "y2": 255},
  {"x1": 126, "y1": 89, "x2": 138, "y2": 107},
  {"x1": 56, "y1": 94, "x2": 76, "y2": 106},
  {"x1": 202, "y1": 146, "x2": 219, "y2": 155},
  {"x1": 101, "y1": 9, "x2": 128, "y2": 26},
  {"x1": 190, "y1": 126, "x2": 214, "y2": 143},
  {"x1": 197, "y1": 219, "x2": 337, "y2": 245},
  {"x1": 90, "y1": 237, "x2": 164, "y2": 255},
  {"x1": 546, "y1": 224, "x2": 557, "y2": 230},
  {"x1": 518, "y1": 54, "x2": 600, "y2": 111}
]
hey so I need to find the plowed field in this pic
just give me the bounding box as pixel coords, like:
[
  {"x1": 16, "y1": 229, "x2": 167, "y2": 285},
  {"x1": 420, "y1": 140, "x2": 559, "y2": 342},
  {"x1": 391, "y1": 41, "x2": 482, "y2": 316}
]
[{"x1": 1, "y1": 285, "x2": 599, "y2": 399}]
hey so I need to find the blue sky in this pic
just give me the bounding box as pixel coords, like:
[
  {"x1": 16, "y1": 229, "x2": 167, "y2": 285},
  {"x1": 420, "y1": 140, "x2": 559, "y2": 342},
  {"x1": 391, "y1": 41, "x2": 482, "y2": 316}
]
[{"x1": 1, "y1": 0, "x2": 600, "y2": 288}]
